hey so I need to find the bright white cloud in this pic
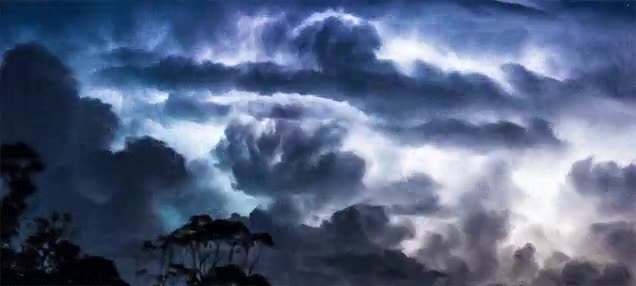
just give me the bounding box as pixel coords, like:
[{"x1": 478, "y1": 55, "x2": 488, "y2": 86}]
[
  {"x1": 374, "y1": 23, "x2": 567, "y2": 93},
  {"x1": 195, "y1": 13, "x2": 293, "y2": 66},
  {"x1": 292, "y1": 9, "x2": 364, "y2": 37}
]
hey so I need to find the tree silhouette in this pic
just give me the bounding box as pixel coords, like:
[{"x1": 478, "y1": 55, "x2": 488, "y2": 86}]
[
  {"x1": 1, "y1": 143, "x2": 44, "y2": 243},
  {"x1": 0, "y1": 143, "x2": 129, "y2": 286},
  {"x1": 140, "y1": 214, "x2": 274, "y2": 286}
]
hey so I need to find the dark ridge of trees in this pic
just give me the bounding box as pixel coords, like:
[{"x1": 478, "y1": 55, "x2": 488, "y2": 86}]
[
  {"x1": 139, "y1": 214, "x2": 274, "y2": 286},
  {"x1": 0, "y1": 143, "x2": 128, "y2": 286}
]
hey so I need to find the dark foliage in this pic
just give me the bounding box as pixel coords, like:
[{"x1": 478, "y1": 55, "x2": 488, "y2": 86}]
[
  {"x1": 1, "y1": 143, "x2": 44, "y2": 242},
  {"x1": 0, "y1": 143, "x2": 129, "y2": 286},
  {"x1": 141, "y1": 214, "x2": 274, "y2": 286}
]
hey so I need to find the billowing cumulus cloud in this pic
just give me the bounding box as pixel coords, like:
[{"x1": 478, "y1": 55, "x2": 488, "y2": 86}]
[
  {"x1": 371, "y1": 174, "x2": 441, "y2": 216},
  {"x1": 241, "y1": 204, "x2": 442, "y2": 286},
  {"x1": 291, "y1": 16, "x2": 382, "y2": 71},
  {"x1": 0, "y1": 44, "x2": 225, "y2": 273},
  {"x1": 510, "y1": 243, "x2": 540, "y2": 283},
  {"x1": 2, "y1": 1, "x2": 635, "y2": 285},
  {"x1": 215, "y1": 119, "x2": 366, "y2": 210},
  {"x1": 590, "y1": 221, "x2": 636, "y2": 267},
  {"x1": 73, "y1": 136, "x2": 192, "y2": 255},
  {"x1": 569, "y1": 158, "x2": 636, "y2": 214},
  {"x1": 0, "y1": 44, "x2": 116, "y2": 163}
]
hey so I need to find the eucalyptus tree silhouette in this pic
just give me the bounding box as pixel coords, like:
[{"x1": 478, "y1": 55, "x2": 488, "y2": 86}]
[
  {"x1": 1, "y1": 143, "x2": 44, "y2": 243},
  {"x1": 0, "y1": 143, "x2": 129, "y2": 286},
  {"x1": 140, "y1": 214, "x2": 274, "y2": 286}
]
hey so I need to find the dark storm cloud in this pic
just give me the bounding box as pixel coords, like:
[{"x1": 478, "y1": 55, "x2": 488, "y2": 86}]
[
  {"x1": 0, "y1": 44, "x2": 224, "y2": 268},
  {"x1": 229, "y1": 170, "x2": 436, "y2": 284},
  {"x1": 384, "y1": 1, "x2": 632, "y2": 71},
  {"x1": 0, "y1": 44, "x2": 124, "y2": 249},
  {"x1": 547, "y1": 260, "x2": 632, "y2": 286},
  {"x1": 96, "y1": 16, "x2": 513, "y2": 116},
  {"x1": 2, "y1": 0, "x2": 630, "y2": 72},
  {"x1": 215, "y1": 119, "x2": 365, "y2": 207},
  {"x1": 162, "y1": 93, "x2": 230, "y2": 122},
  {"x1": 416, "y1": 228, "x2": 471, "y2": 286},
  {"x1": 97, "y1": 56, "x2": 234, "y2": 91},
  {"x1": 385, "y1": 117, "x2": 563, "y2": 151},
  {"x1": 502, "y1": 64, "x2": 566, "y2": 110},
  {"x1": 291, "y1": 16, "x2": 382, "y2": 71},
  {"x1": 555, "y1": 0, "x2": 636, "y2": 20},
  {"x1": 72, "y1": 138, "x2": 227, "y2": 279},
  {"x1": 3, "y1": 1, "x2": 636, "y2": 285},
  {"x1": 76, "y1": 98, "x2": 120, "y2": 151},
  {"x1": 416, "y1": 226, "x2": 462, "y2": 267},
  {"x1": 371, "y1": 174, "x2": 442, "y2": 216},
  {"x1": 413, "y1": 158, "x2": 636, "y2": 286},
  {"x1": 504, "y1": 58, "x2": 636, "y2": 116},
  {"x1": 74, "y1": 137, "x2": 190, "y2": 252},
  {"x1": 241, "y1": 204, "x2": 442, "y2": 286},
  {"x1": 510, "y1": 243, "x2": 540, "y2": 283},
  {"x1": 530, "y1": 259, "x2": 607, "y2": 286},
  {"x1": 87, "y1": 3, "x2": 633, "y2": 120},
  {"x1": 0, "y1": 1, "x2": 158, "y2": 61},
  {"x1": 571, "y1": 62, "x2": 636, "y2": 102},
  {"x1": 273, "y1": 0, "x2": 551, "y2": 56},
  {"x1": 250, "y1": 103, "x2": 305, "y2": 120},
  {"x1": 461, "y1": 209, "x2": 510, "y2": 283},
  {"x1": 101, "y1": 47, "x2": 162, "y2": 67},
  {"x1": 412, "y1": 209, "x2": 510, "y2": 285},
  {"x1": 0, "y1": 1, "x2": 230, "y2": 55},
  {"x1": 96, "y1": 54, "x2": 508, "y2": 114},
  {"x1": 408, "y1": 160, "x2": 553, "y2": 285},
  {"x1": 319, "y1": 250, "x2": 440, "y2": 286},
  {"x1": 324, "y1": 204, "x2": 414, "y2": 251},
  {"x1": 569, "y1": 158, "x2": 636, "y2": 214},
  {"x1": 77, "y1": 137, "x2": 189, "y2": 207},
  {"x1": 267, "y1": 0, "x2": 548, "y2": 17},
  {"x1": 413, "y1": 216, "x2": 635, "y2": 286},
  {"x1": 453, "y1": 0, "x2": 547, "y2": 16},
  {"x1": 526, "y1": 220, "x2": 636, "y2": 286},
  {"x1": 1, "y1": 43, "x2": 84, "y2": 163},
  {"x1": 590, "y1": 221, "x2": 636, "y2": 266}
]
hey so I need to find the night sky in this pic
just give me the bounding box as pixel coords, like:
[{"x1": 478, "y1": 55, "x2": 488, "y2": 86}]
[{"x1": 1, "y1": 1, "x2": 635, "y2": 285}]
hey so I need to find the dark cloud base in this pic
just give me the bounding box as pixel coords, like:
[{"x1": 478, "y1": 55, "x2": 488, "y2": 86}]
[
  {"x1": 569, "y1": 158, "x2": 636, "y2": 214},
  {"x1": 384, "y1": 117, "x2": 563, "y2": 151}
]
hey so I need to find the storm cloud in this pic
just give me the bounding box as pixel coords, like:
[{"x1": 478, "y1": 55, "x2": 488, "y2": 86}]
[
  {"x1": 215, "y1": 119, "x2": 366, "y2": 210},
  {"x1": 2, "y1": 1, "x2": 635, "y2": 285},
  {"x1": 96, "y1": 15, "x2": 515, "y2": 118},
  {"x1": 569, "y1": 158, "x2": 636, "y2": 214},
  {"x1": 385, "y1": 117, "x2": 563, "y2": 151},
  {"x1": 240, "y1": 203, "x2": 443, "y2": 286}
]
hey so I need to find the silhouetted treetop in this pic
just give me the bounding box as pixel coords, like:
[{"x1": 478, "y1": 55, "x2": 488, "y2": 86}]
[
  {"x1": 1, "y1": 143, "x2": 45, "y2": 243},
  {"x1": 141, "y1": 214, "x2": 274, "y2": 286}
]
